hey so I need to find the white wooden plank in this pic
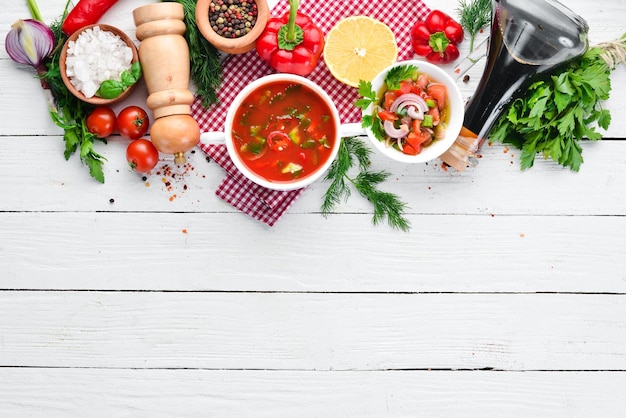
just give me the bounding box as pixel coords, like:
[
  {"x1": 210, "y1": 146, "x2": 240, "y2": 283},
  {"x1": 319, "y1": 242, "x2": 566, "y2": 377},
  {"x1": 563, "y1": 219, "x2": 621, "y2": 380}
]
[
  {"x1": 1, "y1": 368, "x2": 625, "y2": 417},
  {"x1": 0, "y1": 211, "x2": 624, "y2": 292},
  {"x1": 0, "y1": 136, "x2": 625, "y2": 216},
  {"x1": 1, "y1": 291, "x2": 625, "y2": 370}
]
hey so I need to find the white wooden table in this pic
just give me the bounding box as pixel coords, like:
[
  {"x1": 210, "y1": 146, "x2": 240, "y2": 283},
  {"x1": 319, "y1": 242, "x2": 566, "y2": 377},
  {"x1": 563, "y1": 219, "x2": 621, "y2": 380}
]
[{"x1": 2, "y1": 0, "x2": 626, "y2": 415}]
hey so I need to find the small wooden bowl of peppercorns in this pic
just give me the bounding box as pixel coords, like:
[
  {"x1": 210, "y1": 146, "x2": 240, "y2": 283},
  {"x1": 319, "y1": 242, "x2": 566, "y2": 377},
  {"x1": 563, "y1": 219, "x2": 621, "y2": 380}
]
[{"x1": 196, "y1": 0, "x2": 270, "y2": 54}]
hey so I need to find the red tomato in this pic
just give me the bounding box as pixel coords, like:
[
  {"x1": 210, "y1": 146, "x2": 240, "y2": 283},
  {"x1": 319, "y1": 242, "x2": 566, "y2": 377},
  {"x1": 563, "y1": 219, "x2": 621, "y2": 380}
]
[
  {"x1": 426, "y1": 84, "x2": 449, "y2": 110},
  {"x1": 117, "y1": 106, "x2": 150, "y2": 140},
  {"x1": 378, "y1": 110, "x2": 398, "y2": 122},
  {"x1": 383, "y1": 91, "x2": 399, "y2": 109},
  {"x1": 402, "y1": 143, "x2": 419, "y2": 155},
  {"x1": 126, "y1": 139, "x2": 159, "y2": 173},
  {"x1": 86, "y1": 106, "x2": 116, "y2": 138},
  {"x1": 397, "y1": 80, "x2": 414, "y2": 95}
]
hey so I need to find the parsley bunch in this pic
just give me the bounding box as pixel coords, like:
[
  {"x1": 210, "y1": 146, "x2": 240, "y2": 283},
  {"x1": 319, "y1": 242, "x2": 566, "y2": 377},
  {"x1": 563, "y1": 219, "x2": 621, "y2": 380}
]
[
  {"x1": 322, "y1": 138, "x2": 410, "y2": 232},
  {"x1": 43, "y1": 18, "x2": 106, "y2": 183},
  {"x1": 489, "y1": 37, "x2": 626, "y2": 171}
]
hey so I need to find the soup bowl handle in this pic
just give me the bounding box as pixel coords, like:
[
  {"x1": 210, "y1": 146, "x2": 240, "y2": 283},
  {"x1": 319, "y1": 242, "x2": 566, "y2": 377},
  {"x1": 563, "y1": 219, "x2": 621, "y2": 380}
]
[
  {"x1": 199, "y1": 131, "x2": 227, "y2": 145},
  {"x1": 339, "y1": 123, "x2": 366, "y2": 138}
]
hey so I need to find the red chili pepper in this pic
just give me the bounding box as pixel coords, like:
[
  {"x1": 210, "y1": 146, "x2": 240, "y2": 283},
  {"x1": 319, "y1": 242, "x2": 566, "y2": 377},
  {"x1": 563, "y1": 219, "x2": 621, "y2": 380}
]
[
  {"x1": 255, "y1": 0, "x2": 324, "y2": 76},
  {"x1": 410, "y1": 10, "x2": 464, "y2": 64},
  {"x1": 61, "y1": 0, "x2": 119, "y2": 36}
]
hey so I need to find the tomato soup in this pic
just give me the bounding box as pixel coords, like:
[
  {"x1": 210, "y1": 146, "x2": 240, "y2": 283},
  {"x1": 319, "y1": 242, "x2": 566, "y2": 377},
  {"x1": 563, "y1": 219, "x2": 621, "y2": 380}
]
[{"x1": 231, "y1": 80, "x2": 337, "y2": 183}]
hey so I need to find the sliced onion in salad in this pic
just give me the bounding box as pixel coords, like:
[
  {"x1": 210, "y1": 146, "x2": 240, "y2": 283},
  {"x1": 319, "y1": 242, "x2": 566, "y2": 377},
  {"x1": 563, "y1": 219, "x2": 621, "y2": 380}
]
[
  {"x1": 390, "y1": 93, "x2": 429, "y2": 119},
  {"x1": 406, "y1": 106, "x2": 423, "y2": 120},
  {"x1": 383, "y1": 120, "x2": 409, "y2": 138}
]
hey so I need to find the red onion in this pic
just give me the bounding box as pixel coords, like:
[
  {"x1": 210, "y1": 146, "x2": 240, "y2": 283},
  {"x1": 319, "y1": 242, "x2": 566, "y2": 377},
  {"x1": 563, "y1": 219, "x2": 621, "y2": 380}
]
[
  {"x1": 390, "y1": 93, "x2": 429, "y2": 120},
  {"x1": 383, "y1": 120, "x2": 409, "y2": 138},
  {"x1": 5, "y1": 19, "x2": 54, "y2": 68},
  {"x1": 406, "y1": 106, "x2": 423, "y2": 120}
]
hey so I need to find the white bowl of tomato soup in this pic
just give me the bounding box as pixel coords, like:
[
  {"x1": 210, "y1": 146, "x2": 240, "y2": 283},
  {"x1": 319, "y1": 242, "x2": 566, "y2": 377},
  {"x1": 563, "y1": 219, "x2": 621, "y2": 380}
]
[
  {"x1": 204, "y1": 74, "x2": 343, "y2": 191},
  {"x1": 360, "y1": 60, "x2": 464, "y2": 163}
]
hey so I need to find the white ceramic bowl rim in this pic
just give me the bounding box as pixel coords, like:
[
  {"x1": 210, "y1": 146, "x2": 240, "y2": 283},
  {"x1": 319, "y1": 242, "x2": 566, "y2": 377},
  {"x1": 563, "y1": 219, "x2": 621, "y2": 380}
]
[
  {"x1": 223, "y1": 73, "x2": 342, "y2": 191},
  {"x1": 363, "y1": 60, "x2": 464, "y2": 164}
]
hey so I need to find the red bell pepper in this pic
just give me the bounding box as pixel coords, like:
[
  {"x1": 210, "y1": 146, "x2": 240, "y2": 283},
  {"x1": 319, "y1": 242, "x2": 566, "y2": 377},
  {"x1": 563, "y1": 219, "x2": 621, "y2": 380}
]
[
  {"x1": 255, "y1": 0, "x2": 324, "y2": 76},
  {"x1": 410, "y1": 10, "x2": 464, "y2": 64}
]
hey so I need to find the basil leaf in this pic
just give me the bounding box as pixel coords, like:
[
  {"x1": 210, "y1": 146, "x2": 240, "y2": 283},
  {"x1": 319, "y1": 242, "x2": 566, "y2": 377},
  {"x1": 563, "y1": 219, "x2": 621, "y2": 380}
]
[
  {"x1": 97, "y1": 80, "x2": 124, "y2": 99},
  {"x1": 130, "y1": 62, "x2": 142, "y2": 80}
]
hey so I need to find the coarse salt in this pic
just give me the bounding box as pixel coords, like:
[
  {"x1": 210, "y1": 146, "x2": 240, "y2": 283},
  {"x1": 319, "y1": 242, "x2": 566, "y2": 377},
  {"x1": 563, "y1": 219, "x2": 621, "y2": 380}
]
[{"x1": 65, "y1": 26, "x2": 133, "y2": 98}]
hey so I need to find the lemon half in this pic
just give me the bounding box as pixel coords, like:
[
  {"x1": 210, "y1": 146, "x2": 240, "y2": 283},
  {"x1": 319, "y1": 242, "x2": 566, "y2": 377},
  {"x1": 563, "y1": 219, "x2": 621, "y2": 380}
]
[{"x1": 323, "y1": 16, "x2": 398, "y2": 87}]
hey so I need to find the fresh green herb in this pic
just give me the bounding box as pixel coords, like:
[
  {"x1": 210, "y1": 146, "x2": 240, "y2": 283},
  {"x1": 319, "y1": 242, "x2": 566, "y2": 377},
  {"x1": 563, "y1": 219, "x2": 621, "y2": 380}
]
[
  {"x1": 355, "y1": 79, "x2": 392, "y2": 143},
  {"x1": 456, "y1": 0, "x2": 491, "y2": 52},
  {"x1": 322, "y1": 138, "x2": 410, "y2": 232},
  {"x1": 355, "y1": 80, "x2": 377, "y2": 110},
  {"x1": 355, "y1": 65, "x2": 420, "y2": 127},
  {"x1": 96, "y1": 62, "x2": 142, "y2": 99},
  {"x1": 42, "y1": 17, "x2": 106, "y2": 183},
  {"x1": 384, "y1": 64, "x2": 419, "y2": 90},
  {"x1": 490, "y1": 36, "x2": 626, "y2": 171},
  {"x1": 163, "y1": 0, "x2": 222, "y2": 107}
]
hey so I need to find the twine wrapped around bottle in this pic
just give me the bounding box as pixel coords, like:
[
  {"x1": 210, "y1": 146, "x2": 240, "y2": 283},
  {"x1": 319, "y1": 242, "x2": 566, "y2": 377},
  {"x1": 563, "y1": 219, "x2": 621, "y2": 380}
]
[{"x1": 595, "y1": 35, "x2": 626, "y2": 69}]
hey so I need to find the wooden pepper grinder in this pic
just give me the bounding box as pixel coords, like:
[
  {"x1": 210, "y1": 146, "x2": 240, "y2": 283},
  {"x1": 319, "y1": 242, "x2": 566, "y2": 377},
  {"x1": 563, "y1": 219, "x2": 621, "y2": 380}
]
[{"x1": 133, "y1": 3, "x2": 200, "y2": 165}]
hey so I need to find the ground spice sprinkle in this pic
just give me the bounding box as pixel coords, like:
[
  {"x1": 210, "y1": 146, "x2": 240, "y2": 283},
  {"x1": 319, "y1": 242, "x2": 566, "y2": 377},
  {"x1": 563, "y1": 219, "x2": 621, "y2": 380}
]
[{"x1": 209, "y1": 0, "x2": 258, "y2": 39}]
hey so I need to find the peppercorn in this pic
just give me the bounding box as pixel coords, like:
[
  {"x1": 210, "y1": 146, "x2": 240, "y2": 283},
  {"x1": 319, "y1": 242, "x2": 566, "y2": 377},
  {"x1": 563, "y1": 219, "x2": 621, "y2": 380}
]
[{"x1": 208, "y1": 0, "x2": 258, "y2": 39}]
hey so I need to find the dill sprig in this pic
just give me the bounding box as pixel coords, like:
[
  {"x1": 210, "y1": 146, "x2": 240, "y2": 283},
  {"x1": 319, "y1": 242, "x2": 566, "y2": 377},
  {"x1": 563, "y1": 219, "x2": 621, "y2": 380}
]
[
  {"x1": 164, "y1": 0, "x2": 222, "y2": 107},
  {"x1": 457, "y1": 0, "x2": 491, "y2": 52},
  {"x1": 322, "y1": 138, "x2": 411, "y2": 232}
]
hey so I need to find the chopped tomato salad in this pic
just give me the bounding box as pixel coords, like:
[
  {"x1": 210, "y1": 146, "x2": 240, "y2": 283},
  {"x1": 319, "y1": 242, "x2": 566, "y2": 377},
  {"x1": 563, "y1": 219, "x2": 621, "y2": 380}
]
[
  {"x1": 357, "y1": 65, "x2": 451, "y2": 156},
  {"x1": 380, "y1": 74, "x2": 449, "y2": 155}
]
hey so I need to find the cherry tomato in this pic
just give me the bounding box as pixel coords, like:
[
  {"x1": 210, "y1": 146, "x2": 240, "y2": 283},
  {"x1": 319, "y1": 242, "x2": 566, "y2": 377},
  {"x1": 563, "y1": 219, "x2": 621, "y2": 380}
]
[
  {"x1": 86, "y1": 106, "x2": 116, "y2": 138},
  {"x1": 117, "y1": 106, "x2": 150, "y2": 140},
  {"x1": 126, "y1": 139, "x2": 159, "y2": 173}
]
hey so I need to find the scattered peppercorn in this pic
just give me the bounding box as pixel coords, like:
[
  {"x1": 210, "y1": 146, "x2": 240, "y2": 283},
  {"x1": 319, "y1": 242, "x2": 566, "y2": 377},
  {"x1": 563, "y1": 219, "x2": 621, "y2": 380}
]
[
  {"x1": 208, "y1": 0, "x2": 258, "y2": 39},
  {"x1": 463, "y1": 74, "x2": 470, "y2": 83},
  {"x1": 109, "y1": 198, "x2": 115, "y2": 203}
]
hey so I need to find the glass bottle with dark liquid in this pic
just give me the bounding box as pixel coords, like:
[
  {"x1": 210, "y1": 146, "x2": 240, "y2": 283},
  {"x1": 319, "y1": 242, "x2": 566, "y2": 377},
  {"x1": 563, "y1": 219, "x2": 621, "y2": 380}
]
[{"x1": 440, "y1": 0, "x2": 589, "y2": 171}]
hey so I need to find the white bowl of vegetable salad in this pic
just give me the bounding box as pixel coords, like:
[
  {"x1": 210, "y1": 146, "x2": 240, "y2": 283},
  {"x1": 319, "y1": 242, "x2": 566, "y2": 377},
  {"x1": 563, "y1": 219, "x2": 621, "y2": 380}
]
[{"x1": 356, "y1": 60, "x2": 464, "y2": 163}]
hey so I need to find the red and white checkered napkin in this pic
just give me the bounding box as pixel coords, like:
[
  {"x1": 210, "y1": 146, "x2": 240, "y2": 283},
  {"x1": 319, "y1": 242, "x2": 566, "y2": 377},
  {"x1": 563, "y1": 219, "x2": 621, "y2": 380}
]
[{"x1": 193, "y1": 0, "x2": 430, "y2": 226}]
